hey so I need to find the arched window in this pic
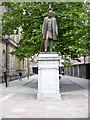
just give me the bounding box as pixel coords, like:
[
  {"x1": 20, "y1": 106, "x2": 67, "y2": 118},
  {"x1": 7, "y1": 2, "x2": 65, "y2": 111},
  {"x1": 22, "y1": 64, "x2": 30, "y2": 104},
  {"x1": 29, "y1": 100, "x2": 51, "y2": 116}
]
[{"x1": 10, "y1": 55, "x2": 14, "y2": 70}]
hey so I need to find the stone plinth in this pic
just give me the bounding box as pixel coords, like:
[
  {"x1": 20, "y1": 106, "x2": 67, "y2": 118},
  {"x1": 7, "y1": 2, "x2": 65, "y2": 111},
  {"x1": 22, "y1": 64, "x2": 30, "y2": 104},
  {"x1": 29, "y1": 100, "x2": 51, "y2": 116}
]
[{"x1": 37, "y1": 53, "x2": 61, "y2": 100}]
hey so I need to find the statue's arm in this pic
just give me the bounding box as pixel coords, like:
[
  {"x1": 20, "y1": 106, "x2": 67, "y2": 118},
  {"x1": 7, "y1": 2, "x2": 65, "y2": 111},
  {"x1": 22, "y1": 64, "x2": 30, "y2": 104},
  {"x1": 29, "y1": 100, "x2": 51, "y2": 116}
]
[
  {"x1": 42, "y1": 18, "x2": 46, "y2": 34},
  {"x1": 55, "y1": 19, "x2": 58, "y2": 35}
]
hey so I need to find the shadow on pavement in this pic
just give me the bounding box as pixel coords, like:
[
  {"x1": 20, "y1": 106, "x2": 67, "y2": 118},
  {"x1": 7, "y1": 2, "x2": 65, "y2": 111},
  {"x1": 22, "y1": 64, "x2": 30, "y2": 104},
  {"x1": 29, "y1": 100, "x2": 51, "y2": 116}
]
[
  {"x1": 23, "y1": 79, "x2": 38, "y2": 89},
  {"x1": 60, "y1": 80, "x2": 84, "y2": 93}
]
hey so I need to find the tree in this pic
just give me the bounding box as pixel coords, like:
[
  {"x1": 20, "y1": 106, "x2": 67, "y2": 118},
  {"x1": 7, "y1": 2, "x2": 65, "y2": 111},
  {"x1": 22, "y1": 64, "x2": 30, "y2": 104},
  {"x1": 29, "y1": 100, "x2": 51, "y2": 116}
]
[{"x1": 2, "y1": 2, "x2": 89, "y2": 61}]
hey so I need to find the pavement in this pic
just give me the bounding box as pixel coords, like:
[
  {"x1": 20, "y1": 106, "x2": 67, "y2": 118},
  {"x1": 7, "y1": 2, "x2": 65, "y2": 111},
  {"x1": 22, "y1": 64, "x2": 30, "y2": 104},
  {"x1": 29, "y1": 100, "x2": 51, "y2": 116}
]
[{"x1": 0, "y1": 75, "x2": 88, "y2": 118}]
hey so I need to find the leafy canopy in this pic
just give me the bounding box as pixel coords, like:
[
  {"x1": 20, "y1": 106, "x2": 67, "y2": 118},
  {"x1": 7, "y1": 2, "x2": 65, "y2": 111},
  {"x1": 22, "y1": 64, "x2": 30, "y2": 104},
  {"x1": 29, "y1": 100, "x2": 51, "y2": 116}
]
[{"x1": 2, "y1": 2, "x2": 89, "y2": 60}]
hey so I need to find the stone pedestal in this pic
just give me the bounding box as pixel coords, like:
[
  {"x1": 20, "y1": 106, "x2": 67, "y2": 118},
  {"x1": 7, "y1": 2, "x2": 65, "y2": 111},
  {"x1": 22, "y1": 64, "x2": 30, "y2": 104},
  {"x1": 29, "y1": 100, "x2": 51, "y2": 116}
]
[{"x1": 37, "y1": 53, "x2": 61, "y2": 100}]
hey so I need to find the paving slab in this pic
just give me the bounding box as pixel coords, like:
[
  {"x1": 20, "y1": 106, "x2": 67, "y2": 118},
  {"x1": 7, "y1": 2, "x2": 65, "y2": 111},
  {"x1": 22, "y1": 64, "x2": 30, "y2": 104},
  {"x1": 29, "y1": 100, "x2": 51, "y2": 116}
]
[{"x1": 0, "y1": 75, "x2": 88, "y2": 118}]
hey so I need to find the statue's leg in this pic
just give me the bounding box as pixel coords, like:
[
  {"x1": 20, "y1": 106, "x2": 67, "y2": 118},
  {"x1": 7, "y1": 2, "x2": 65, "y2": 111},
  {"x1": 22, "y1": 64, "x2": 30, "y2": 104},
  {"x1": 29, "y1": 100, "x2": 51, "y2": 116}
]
[
  {"x1": 49, "y1": 39, "x2": 53, "y2": 52},
  {"x1": 45, "y1": 38, "x2": 48, "y2": 52}
]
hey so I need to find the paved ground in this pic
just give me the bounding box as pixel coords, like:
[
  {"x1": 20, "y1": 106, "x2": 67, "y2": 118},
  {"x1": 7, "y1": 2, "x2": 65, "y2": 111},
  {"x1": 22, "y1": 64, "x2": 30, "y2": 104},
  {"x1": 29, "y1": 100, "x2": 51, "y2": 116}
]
[{"x1": 0, "y1": 75, "x2": 88, "y2": 118}]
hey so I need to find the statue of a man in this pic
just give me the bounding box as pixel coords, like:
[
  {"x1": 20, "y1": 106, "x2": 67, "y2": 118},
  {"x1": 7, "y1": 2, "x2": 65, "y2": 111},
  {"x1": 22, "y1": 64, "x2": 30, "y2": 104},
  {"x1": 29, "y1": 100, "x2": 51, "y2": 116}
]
[{"x1": 42, "y1": 10, "x2": 58, "y2": 52}]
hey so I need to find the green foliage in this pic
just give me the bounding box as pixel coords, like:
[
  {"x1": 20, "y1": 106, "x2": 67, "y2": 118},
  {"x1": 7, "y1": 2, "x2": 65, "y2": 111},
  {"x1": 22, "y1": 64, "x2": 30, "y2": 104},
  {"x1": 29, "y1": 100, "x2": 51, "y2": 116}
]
[
  {"x1": 62, "y1": 61, "x2": 73, "y2": 67},
  {"x1": 2, "y1": 2, "x2": 89, "y2": 62}
]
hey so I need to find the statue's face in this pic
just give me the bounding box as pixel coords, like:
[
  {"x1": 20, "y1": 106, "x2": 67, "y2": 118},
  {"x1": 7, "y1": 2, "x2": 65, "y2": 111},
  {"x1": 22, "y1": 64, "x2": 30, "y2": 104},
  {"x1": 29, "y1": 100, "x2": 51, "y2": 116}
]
[{"x1": 48, "y1": 11, "x2": 53, "y2": 17}]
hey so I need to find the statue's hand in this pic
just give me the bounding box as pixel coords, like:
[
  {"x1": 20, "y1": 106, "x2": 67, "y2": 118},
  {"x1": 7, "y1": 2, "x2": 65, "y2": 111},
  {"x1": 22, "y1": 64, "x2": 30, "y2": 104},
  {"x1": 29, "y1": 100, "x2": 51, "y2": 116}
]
[{"x1": 56, "y1": 33, "x2": 58, "y2": 36}]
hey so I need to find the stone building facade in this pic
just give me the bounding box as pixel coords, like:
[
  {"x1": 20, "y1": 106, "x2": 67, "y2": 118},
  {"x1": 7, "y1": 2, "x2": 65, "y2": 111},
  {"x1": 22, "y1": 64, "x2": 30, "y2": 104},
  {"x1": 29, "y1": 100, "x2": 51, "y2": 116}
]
[{"x1": 0, "y1": 6, "x2": 30, "y2": 83}]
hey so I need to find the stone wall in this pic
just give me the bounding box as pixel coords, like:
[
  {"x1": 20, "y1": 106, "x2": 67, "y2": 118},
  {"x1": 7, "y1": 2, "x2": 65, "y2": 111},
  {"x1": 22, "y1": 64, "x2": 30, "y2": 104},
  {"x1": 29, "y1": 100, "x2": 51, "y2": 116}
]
[
  {"x1": 79, "y1": 65, "x2": 86, "y2": 78},
  {"x1": 64, "y1": 64, "x2": 90, "y2": 79}
]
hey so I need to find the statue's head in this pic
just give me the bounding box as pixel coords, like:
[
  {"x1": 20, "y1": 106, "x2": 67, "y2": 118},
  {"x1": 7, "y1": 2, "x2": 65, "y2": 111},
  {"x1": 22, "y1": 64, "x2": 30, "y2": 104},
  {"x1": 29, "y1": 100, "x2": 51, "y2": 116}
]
[{"x1": 48, "y1": 10, "x2": 53, "y2": 18}]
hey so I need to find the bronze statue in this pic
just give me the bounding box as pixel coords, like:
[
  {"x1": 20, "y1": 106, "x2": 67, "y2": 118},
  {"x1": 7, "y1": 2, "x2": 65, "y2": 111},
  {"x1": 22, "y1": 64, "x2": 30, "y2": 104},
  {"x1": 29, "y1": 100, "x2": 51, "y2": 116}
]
[{"x1": 42, "y1": 10, "x2": 58, "y2": 52}]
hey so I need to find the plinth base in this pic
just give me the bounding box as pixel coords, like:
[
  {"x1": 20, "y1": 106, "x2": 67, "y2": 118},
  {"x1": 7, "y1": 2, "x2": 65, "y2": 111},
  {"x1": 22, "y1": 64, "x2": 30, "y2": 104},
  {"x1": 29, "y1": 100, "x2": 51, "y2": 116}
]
[{"x1": 37, "y1": 93, "x2": 61, "y2": 101}]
